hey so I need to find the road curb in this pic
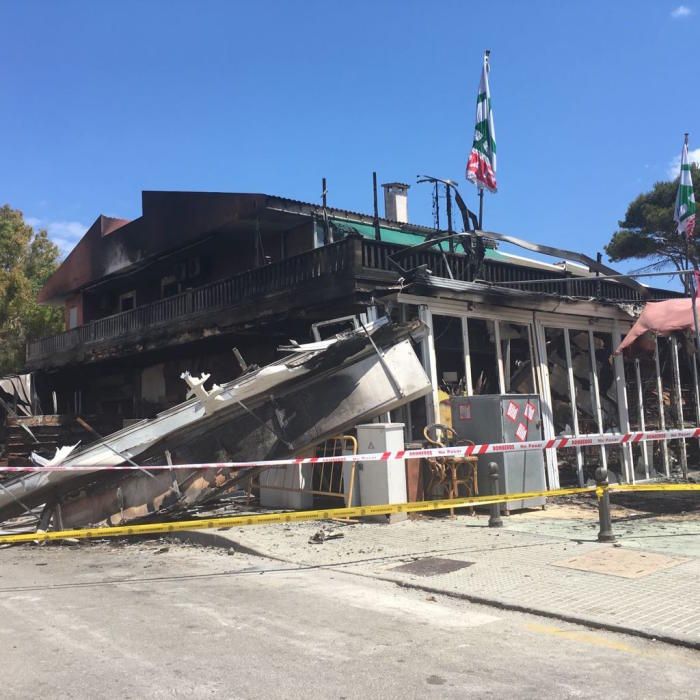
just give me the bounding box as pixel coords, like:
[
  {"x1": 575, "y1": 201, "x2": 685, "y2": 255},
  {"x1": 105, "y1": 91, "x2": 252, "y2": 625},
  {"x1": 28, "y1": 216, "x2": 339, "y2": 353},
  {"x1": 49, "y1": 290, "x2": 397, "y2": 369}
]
[
  {"x1": 383, "y1": 578, "x2": 700, "y2": 652},
  {"x1": 180, "y1": 527, "x2": 700, "y2": 652}
]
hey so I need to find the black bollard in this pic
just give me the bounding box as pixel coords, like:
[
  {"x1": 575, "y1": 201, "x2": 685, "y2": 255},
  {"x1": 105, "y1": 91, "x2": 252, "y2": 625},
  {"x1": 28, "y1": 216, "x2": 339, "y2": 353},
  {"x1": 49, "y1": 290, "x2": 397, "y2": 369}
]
[
  {"x1": 595, "y1": 466, "x2": 615, "y2": 543},
  {"x1": 488, "y1": 462, "x2": 503, "y2": 528}
]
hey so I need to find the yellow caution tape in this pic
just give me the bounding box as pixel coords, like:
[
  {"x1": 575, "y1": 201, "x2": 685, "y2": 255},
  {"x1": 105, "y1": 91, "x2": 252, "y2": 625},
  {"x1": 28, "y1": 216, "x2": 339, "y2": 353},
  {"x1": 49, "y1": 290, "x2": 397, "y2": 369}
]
[
  {"x1": 610, "y1": 483, "x2": 700, "y2": 493},
  {"x1": 0, "y1": 486, "x2": 595, "y2": 545},
  {"x1": 595, "y1": 483, "x2": 700, "y2": 498},
  {"x1": 2, "y1": 481, "x2": 698, "y2": 546}
]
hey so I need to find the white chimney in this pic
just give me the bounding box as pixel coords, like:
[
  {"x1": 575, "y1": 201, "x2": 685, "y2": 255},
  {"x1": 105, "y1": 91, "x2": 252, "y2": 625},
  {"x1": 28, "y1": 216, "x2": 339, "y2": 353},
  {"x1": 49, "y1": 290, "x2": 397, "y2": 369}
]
[{"x1": 382, "y1": 182, "x2": 410, "y2": 223}]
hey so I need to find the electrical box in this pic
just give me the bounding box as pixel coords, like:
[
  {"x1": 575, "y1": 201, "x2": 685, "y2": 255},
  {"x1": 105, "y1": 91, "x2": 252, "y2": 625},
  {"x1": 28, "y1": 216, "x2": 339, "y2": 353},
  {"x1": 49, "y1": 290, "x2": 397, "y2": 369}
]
[
  {"x1": 450, "y1": 395, "x2": 546, "y2": 510},
  {"x1": 356, "y1": 423, "x2": 407, "y2": 521}
]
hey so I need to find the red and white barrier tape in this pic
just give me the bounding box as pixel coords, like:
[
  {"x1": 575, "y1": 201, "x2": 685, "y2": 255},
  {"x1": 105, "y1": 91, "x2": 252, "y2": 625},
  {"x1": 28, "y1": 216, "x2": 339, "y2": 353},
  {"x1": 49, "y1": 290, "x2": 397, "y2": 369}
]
[{"x1": 0, "y1": 427, "x2": 698, "y2": 473}]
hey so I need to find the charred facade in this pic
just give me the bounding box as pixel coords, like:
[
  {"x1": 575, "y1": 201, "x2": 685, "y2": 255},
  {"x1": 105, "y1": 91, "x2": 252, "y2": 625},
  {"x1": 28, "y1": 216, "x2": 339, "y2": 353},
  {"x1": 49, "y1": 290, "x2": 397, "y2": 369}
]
[{"x1": 21, "y1": 189, "x2": 693, "y2": 488}]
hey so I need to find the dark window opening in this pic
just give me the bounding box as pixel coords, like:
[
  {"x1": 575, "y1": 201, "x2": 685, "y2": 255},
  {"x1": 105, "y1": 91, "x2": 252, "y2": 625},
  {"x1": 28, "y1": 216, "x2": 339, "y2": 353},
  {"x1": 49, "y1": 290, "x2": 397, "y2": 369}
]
[{"x1": 119, "y1": 292, "x2": 136, "y2": 312}]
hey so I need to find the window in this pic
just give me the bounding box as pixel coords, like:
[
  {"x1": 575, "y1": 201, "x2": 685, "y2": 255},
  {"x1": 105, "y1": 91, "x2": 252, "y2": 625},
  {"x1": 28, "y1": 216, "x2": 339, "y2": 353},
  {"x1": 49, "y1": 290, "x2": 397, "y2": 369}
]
[
  {"x1": 593, "y1": 331, "x2": 624, "y2": 476},
  {"x1": 187, "y1": 257, "x2": 201, "y2": 278},
  {"x1": 67, "y1": 306, "x2": 78, "y2": 329},
  {"x1": 161, "y1": 275, "x2": 180, "y2": 298},
  {"x1": 466, "y1": 318, "x2": 500, "y2": 394},
  {"x1": 544, "y1": 327, "x2": 606, "y2": 481},
  {"x1": 432, "y1": 315, "x2": 466, "y2": 394},
  {"x1": 627, "y1": 355, "x2": 659, "y2": 479},
  {"x1": 499, "y1": 322, "x2": 537, "y2": 394},
  {"x1": 311, "y1": 316, "x2": 359, "y2": 341},
  {"x1": 658, "y1": 336, "x2": 689, "y2": 475},
  {"x1": 119, "y1": 291, "x2": 136, "y2": 312}
]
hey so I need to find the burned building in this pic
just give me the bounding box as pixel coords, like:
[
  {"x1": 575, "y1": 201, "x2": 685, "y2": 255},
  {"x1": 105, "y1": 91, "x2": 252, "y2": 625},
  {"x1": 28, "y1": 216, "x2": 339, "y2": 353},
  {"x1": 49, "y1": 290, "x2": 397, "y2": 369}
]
[{"x1": 23, "y1": 188, "x2": 695, "y2": 489}]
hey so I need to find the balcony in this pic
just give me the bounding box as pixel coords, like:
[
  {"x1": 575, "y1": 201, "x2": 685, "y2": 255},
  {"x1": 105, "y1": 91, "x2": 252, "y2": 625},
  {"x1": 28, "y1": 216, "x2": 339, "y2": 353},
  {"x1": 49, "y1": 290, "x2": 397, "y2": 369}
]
[
  {"x1": 26, "y1": 234, "x2": 652, "y2": 369},
  {"x1": 26, "y1": 236, "x2": 370, "y2": 367}
]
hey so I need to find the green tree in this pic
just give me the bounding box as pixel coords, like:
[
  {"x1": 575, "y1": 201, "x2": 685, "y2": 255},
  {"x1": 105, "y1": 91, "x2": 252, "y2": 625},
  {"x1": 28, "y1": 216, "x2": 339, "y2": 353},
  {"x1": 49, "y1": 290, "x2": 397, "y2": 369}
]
[
  {"x1": 605, "y1": 164, "x2": 700, "y2": 292},
  {"x1": 0, "y1": 206, "x2": 63, "y2": 374}
]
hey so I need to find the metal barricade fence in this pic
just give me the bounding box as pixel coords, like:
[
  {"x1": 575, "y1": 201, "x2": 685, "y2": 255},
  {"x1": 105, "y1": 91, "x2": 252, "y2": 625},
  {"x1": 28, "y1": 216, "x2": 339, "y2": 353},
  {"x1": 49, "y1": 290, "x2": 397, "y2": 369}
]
[{"x1": 251, "y1": 435, "x2": 358, "y2": 507}]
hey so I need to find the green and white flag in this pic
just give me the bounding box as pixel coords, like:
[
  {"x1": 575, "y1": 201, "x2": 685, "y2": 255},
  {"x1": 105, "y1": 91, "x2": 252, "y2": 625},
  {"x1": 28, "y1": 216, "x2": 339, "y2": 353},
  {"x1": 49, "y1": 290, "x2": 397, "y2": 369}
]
[
  {"x1": 466, "y1": 51, "x2": 497, "y2": 193},
  {"x1": 674, "y1": 135, "x2": 696, "y2": 239}
]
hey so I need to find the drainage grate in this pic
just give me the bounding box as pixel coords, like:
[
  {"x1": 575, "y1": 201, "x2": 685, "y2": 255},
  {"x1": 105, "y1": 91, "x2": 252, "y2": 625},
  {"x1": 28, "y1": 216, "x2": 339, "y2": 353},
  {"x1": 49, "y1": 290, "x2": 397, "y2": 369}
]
[{"x1": 391, "y1": 557, "x2": 474, "y2": 577}]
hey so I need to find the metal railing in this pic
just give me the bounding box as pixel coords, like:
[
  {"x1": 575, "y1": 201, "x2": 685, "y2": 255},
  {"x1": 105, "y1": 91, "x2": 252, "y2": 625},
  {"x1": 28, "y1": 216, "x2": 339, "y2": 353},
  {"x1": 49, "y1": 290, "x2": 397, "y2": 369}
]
[
  {"x1": 27, "y1": 238, "x2": 355, "y2": 362},
  {"x1": 27, "y1": 234, "x2": 657, "y2": 363},
  {"x1": 360, "y1": 238, "x2": 479, "y2": 280}
]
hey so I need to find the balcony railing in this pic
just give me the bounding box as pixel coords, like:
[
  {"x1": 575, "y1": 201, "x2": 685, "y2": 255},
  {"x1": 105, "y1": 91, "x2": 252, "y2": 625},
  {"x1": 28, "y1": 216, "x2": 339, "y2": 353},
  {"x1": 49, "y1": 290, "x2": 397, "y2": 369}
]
[
  {"x1": 27, "y1": 236, "x2": 356, "y2": 363},
  {"x1": 27, "y1": 234, "x2": 656, "y2": 365}
]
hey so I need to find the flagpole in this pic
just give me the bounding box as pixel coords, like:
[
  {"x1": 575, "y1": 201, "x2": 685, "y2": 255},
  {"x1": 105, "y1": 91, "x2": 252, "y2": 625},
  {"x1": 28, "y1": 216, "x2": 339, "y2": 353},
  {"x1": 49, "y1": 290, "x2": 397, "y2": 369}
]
[
  {"x1": 682, "y1": 133, "x2": 700, "y2": 356},
  {"x1": 686, "y1": 133, "x2": 700, "y2": 459},
  {"x1": 478, "y1": 49, "x2": 489, "y2": 230},
  {"x1": 467, "y1": 49, "x2": 494, "y2": 230},
  {"x1": 691, "y1": 256, "x2": 700, "y2": 358},
  {"x1": 478, "y1": 187, "x2": 484, "y2": 229},
  {"x1": 685, "y1": 132, "x2": 692, "y2": 289},
  {"x1": 691, "y1": 272, "x2": 700, "y2": 354}
]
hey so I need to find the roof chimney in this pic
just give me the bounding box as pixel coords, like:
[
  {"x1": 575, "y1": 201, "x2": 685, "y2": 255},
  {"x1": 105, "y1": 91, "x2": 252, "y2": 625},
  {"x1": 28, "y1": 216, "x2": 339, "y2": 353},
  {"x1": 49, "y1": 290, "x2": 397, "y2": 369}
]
[{"x1": 382, "y1": 182, "x2": 410, "y2": 223}]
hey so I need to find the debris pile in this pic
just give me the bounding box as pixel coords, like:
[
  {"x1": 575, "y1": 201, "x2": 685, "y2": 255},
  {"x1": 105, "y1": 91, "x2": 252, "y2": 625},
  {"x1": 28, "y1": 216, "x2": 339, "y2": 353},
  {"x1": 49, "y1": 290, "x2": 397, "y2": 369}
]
[{"x1": 0, "y1": 319, "x2": 430, "y2": 535}]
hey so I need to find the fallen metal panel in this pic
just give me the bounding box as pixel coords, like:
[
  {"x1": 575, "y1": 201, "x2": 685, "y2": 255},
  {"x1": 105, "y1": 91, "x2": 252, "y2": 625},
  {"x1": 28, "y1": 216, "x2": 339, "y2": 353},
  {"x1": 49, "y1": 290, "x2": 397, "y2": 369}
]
[{"x1": 0, "y1": 321, "x2": 431, "y2": 526}]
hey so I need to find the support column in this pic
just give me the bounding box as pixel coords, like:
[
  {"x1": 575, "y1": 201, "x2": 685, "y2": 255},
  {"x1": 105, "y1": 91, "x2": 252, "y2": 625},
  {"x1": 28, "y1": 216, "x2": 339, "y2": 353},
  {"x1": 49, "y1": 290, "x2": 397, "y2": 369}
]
[
  {"x1": 654, "y1": 336, "x2": 670, "y2": 477},
  {"x1": 494, "y1": 320, "x2": 506, "y2": 394},
  {"x1": 692, "y1": 349, "x2": 700, "y2": 450},
  {"x1": 398, "y1": 303, "x2": 413, "y2": 438},
  {"x1": 588, "y1": 330, "x2": 608, "y2": 472},
  {"x1": 563, "y1": 328, "x2": 585, "y2": 486},
  {"x1": 533, "y1": 319, "x2": 559, "y2": 489},
  {"x1": 461, "y1": 317, "x2": 474, "y2": 396},
  {"x1": 613, "y1": 322, "x2": 634, "y2": 484},
  {"x1": 418, "y1": 305, "x2": 440, "y2": 427},
  {"x1": 634, "y1": 359, "x2": 650, "y2": 480},
  {"x1": 670, "y1": 336, "x2": 688, "y2": 478}
]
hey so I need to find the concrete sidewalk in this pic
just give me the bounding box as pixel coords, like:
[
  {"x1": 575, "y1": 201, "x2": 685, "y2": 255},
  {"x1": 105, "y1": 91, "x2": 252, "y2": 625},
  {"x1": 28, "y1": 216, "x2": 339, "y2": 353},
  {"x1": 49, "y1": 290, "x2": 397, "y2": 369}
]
[{"x1": 177, "y1": 502, "x2": 700, "y2": 649}]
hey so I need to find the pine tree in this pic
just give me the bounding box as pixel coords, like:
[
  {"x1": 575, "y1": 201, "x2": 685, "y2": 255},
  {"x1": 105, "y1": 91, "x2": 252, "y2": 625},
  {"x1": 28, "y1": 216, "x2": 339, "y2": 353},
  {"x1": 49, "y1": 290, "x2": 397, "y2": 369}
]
[{"x1": 0, "y1": 205, "x2": 63, "y2": 374}]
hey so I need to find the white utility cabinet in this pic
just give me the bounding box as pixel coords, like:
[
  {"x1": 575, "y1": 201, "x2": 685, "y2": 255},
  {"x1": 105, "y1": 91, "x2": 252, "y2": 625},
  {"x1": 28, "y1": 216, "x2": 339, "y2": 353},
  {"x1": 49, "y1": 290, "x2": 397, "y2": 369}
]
[{"x1": 356, "y1": 423, "x2": 407, "y2": 521}]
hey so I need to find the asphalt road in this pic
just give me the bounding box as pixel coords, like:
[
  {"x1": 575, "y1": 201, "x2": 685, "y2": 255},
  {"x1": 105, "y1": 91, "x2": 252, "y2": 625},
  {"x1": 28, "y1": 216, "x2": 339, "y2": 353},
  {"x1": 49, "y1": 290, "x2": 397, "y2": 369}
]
[{"x1": 0, "y1": 539, "x2": 698, "y2": 699}]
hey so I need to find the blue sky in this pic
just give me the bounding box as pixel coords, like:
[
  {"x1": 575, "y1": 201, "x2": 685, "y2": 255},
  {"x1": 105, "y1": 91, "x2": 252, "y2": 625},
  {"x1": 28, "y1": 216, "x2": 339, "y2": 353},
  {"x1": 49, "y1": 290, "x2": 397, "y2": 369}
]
[{"x1": 1, "y1": 0, "x2": 698, "y2": 277}]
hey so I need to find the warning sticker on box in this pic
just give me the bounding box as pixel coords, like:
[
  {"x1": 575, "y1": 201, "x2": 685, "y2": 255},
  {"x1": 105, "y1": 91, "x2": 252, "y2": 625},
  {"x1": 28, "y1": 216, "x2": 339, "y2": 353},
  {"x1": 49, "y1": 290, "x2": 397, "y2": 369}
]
[
  {"x1": 505, "y1": 400, "x2": 519, "y2": 422},
  {"x1": 515, "y1": 423, "x2": 528, "y2": 441},
  {"x1": 524, "y1": 401, "x2": 537, "y2": 422},
  {"x1": 459, "y1": 402, "x2": 472, "y2": 420}
]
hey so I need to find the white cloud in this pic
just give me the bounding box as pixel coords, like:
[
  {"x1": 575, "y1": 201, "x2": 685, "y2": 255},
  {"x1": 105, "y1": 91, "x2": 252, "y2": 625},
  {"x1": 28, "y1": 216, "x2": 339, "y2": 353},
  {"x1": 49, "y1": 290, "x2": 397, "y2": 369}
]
[
  {"x1": 671, "y1": 5, "x2": 693, "y2": 17},
  {"x1": 26, "y1": 217, "x2": 87, "y2": 255},
  {"x1": 666, "y1": 147, "x2": 700, "y2": 178}
]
